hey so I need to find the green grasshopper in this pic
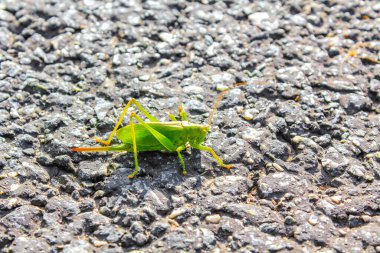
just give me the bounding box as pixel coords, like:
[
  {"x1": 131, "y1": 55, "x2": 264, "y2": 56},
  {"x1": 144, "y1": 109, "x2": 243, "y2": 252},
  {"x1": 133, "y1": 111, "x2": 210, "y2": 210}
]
[{"x1": 72, "y1": 83, "x2": 250, "y2": 178}]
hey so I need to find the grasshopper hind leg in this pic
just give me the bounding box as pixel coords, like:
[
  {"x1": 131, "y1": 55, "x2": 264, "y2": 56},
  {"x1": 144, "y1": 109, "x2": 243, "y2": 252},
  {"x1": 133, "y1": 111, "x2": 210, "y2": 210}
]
[{"x1": 95, "y1": 98, "x2": 159, "y2": 146}]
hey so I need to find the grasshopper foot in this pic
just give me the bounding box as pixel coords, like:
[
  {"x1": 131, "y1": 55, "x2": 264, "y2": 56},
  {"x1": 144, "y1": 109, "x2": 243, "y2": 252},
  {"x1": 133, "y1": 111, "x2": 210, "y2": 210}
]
[
  {"x1": 95, "y1": 137, "x2": 110, "y2": 146},
  {"x1": 223, "y1": 164, "x2": 234, "y2": 170},
  {"x1": 128, "y1": 167, "x2": 139, "y2": 179},
  {"x1": 128, "y1": 172, "x2": 138, "y2": 179}
]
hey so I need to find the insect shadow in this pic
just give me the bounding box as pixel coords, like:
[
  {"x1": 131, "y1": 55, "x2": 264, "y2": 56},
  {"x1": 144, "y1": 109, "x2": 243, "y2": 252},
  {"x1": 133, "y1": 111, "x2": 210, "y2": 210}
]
[{"x1": 118, "y1": 149, "x2": 203, "y2": 179}]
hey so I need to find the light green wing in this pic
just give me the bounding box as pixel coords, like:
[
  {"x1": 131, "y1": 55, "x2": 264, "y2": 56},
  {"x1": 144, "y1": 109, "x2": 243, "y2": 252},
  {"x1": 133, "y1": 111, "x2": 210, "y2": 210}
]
[{"x1": 116, "y1": 122, "x2": 186, "y2": 148}]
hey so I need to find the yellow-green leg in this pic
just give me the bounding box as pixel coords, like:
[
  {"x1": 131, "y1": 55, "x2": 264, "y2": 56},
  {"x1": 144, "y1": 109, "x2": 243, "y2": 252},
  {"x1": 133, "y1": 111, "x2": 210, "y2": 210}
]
[
  {"x1": 168, "y1": 112, "x2": 177, "y2": 121},
  {"x1": 128, "y1": 112, "x2": 139, "y2": 179},
  {"x1": 176, "y1": 145, "x2": 186, "y2": 175},
  {"x1": 96, "y1": 98, "x2": 159, "y2": 146},
  {"x1": 193, "y1": 144, "x2": 233, "y2": 169}
]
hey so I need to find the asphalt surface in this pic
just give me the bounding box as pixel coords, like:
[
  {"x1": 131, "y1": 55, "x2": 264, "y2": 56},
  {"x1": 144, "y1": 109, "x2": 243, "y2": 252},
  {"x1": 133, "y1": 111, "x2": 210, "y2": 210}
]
[{"x1": 0, "y1": 0, "x2": 379, "y2": 252}]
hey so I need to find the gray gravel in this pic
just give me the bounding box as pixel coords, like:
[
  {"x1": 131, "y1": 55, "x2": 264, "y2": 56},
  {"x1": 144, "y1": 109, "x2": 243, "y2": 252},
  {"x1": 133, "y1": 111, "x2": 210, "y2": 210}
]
[{"x1": 1, "y1": 0, "x2": 380, "y2": 252}]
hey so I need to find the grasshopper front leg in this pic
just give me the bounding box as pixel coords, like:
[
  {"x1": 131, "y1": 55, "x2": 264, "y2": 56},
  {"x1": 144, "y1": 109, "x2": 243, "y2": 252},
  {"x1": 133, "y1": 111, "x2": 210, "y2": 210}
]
[
  {"x1": 176, "y1": 145, "x2": 187, "y2": 175},
  {"x1": 96, "y1": 98, "x2": 159, "y2": 146},
  {"x1": 168, "y1": 103, "x2": 188, "y2": 121},
  {"x1": 178, "y1": 103, "x2": 188, "y2": 121},
  {"x1": 128, "y1": 112, "x2": 139, "y2": 179},
  {"x1": 168, "y1": 112, "x2": 177, "y2": 121}
]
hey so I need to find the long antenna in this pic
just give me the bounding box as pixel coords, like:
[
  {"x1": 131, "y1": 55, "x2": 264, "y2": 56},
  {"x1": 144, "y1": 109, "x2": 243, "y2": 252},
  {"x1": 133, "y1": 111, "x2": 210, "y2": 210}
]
[{"x1": 207, "y1": 81, "x2": 268, "y2": 127}]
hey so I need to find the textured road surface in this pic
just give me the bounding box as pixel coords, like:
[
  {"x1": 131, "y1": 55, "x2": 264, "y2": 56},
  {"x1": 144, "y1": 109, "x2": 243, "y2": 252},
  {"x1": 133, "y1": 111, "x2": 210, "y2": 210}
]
[{"x1": 0, "y1": 0, "x2": 379, "y2": 252}]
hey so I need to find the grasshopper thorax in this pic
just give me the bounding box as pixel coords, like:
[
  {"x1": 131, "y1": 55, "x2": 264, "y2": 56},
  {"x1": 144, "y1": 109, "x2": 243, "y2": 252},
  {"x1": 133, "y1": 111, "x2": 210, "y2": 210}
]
[{"x1": 182, "y1": 121, "x2": 210, "y2": 146}]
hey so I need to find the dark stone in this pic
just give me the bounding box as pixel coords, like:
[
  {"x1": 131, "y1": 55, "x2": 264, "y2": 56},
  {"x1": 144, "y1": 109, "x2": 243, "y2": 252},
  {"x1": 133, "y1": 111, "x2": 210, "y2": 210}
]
[
  {"x1": 151, "y1": 220, "x2": 170, "y2": 237},
  {"x1": 0, "y1": 225, "x2": 13, "y2": 248},
  {"x1": 321, "y1": 147, "x2": 348, "y2": 177},
  {"x1": 9, "y1": 236, "x2": 50, "y2": 253},
  {"x1": 31, "y1": 195, "x2": 48, "y2": 207},
  {"x1": 16, "y1": 134, "x2": 36, "y2": 149},
  {"x1": 130, "y1": 221, "x2": 145, "y2": 235},
  {"x1": 53, "y1": 155, "x2": 77, "y2": 173},
  {"x1": 260, "y1": 139, "x2": 291, "y2": 161},
  {"x1": 78, "y1": 160, "x2": 108, "y2": 182},
  {"x1": 219, "y1": 216, "x2": 244, "y2": 237},
  {"x1": 61, "y1": 239, "x2": 94, "y2": 253},
  {"x1": 45, "y1": 196, "x2": 79, "y2": 219},
  {"x1": 1, "y1": 205, "x2": 42, "y2": 232},
  {"x1": 120, "y1": 232, "x2": 134, "y2": 248},
  {"x1": 94, "y1": 224, "x2": 124, "y2": 243},
  {"x1": 258, "y1": 172, "x2": 298, "y2": 199},
  {"x1": 339, "y1": 94, "x2": 371, "y2": 115},
  {"x1": 143, "y1": 190, "x2": 170, "y2": 213},
  {"x1": 348, "y1": 215, "x2": 363, "y2": 228},
  {"x1": 36, "y1": 226, "x2": 75, "y2": 246},
  {"x1": 134, "y1": 232, "x2": 149, "y2": 246},
  {"x1": 72, "y1": 212, "x2": 110, "y2": 234},
  {"x1": 79, "y1": 198, "x2": 95, "y2": 212}
]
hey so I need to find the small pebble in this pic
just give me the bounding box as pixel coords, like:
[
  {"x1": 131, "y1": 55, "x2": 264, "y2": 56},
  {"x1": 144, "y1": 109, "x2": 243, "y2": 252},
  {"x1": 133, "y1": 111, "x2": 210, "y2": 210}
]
[
  {"x1": 9, "y1": 172, "x2": 18, "y2": 177},
  {"x1": 243, "y1": 110, "x2": 254, "y2": 121},
  {"x1": 292, "y1": 136, "x2": 304, "y2": 144},
  {"x1": 168, "y1": 208, "x2": 187, "y2": 219},
  {"x1": 7, "y1": 198, "x2": 18, "y2": 208},
  {"x1": 272, "y1": 163, "x2": 284, "y2": 172},
  {"x1": 308, "y1": 214, "x2": 318, "y2": 225},
  {"x1": 284, "y1": 216, "x2": 296, "y2": 225},
  {"x1": 338, "y1": 228, "x2": 348, "y2": 236},
  {"x1": 139, "y1": 74, "x2": 150, "y2": 81},
  {"x1": 330, "y1": 195, "x2": 342, "y2": 204},
  {"x1": 205, "y1": 214, "x2": 221, "y2": 224},
  {"x1": 93, "y1": 190, "x2": 105, "y2": 198},
  {"x1": 92, "y1": 239, "x2": 107, "y2": 247},
  {"x1": 216, "y1": 84, "x2": 229, "y2": 91},
  {"x1": 361, "y1": 215, "x2": 371, "y2": 223},
  {"x1": 10, "y1": 184, "x2": 19, "y2": 191}
]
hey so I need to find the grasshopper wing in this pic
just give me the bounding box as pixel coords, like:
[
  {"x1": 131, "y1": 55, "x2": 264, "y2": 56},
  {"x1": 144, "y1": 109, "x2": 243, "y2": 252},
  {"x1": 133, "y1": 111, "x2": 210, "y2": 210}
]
[{"x1": 116, "y1": 122, "x2": 186, "y2": 150}]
